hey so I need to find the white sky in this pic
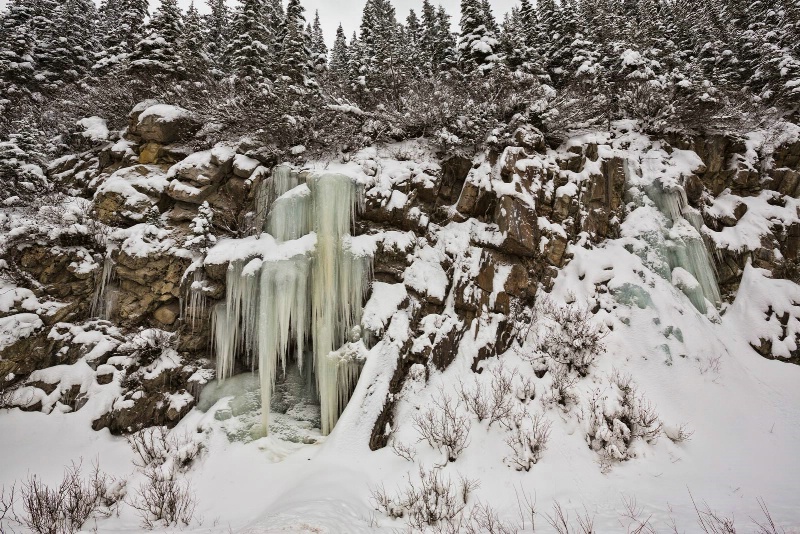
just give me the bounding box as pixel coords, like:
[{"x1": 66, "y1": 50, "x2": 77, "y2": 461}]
[{"x1": 0, "y1": 0, "x2": 520, "y2": 47}]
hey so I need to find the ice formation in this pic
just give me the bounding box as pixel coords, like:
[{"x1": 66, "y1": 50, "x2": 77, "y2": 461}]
[
  {"x1": 211, "y1": 169, "x2": 372, "y2": 435},
  {"x1": 181, "y1": 264, "x2": 209, "y2": 332},
  {"x1": 90, "y1": 256, "x2": 117, "y2": 320},
  {"x1": 631, "y1": 160, "x2": 722, "y2": 314}
]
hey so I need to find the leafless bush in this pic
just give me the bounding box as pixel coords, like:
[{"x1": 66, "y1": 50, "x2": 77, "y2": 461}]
[
  {"x1": 0, "y1": 484, "x2": 15, "y2": 524},
  {"x1": 514, "y1": 485, "x2": 537, "y2": 532},
  {"x1": 516, "y1": 376, "x2": 536, "y2": 403},
  {"x1": 457, "y1": 364, "x2": 516, "y2": 427},
  {"x1": 127, "y1": 427, "x2": 202, "y2": 471},
  {"x1": 391, "y1": 441, "x2": 417, "y2": 462},
  {"x1": 524, "y1": 297, "x2": 606, "y2": 377},
  {"x1": 586, "y1": 372, "x2": 663, "y2": 470},
  {"x1": 130, "y1": 466, "x2": 196, "y2": 529},
  {"x1": 690, "y1": 492, "x2": 736, "y2": 534},
  {"x1": 545, "y1": 502, "x2": 596, "y2": 534},
  {"x1": 618, "y1": 495, "x2": 656, "y2": 534},
  {"x1": 752, "y1": 497, "x2": 785, "y2": 534},
  {"x1": 369, "y1": 466, "x2": 477, "y2": 530},
  {"x1": 412, "y1": 389, "x2": 471, "y2": 463},
  {"x1": 504, "y1": 409, "x2": 552, "y2": 471},
  {"x1": 16, "y1": 462, "x2": 124, "y2": 534},
  {"x1": 665, "y1": 423, "x2": 694, "y2": 444},
  {"x1": 543, "y1": 364, "x2": 579, "y2": 410}
]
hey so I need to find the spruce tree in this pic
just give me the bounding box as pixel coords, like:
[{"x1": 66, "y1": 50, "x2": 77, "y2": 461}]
[
  {"x1": 0, "y1": 0, "x2": 38, "y2": 94},
  {"x1": 436, "y1": 6, "x2": 458, "y2": 72},
  {"x1": 277, "y1": 0, "x2": 317, "y2": 91},
  {"x1": 458, "y1": 0, "x2": 500, "y2": 74},
  {"x1": 204, "y1": 0, "x2": 230, "y2": 71},
  {"x1": 128, "y1": 0, "x2": 185, "y2": 77},
  {"x1": 94, "y1": 0, "x2": 148, "y2": 72},
  {"x1": 36, "y1": 0, "x2": 99, "y2": 87},
  {"x1": 183, "y1": 2, "x2": 210, "y2": 76},
  {"x1": 310, "y1": 10, "x2": 328, "y2": 73},
  {"x1": 226, "y1": 0, "x2": 275, "y2": 83},
  {"x1": 329, "y1": 24, "x2": 349, "y2": 77}
]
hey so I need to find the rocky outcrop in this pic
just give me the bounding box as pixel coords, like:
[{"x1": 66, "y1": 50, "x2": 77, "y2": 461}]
[{"x1": 128, "y1": 103, "x2": 202, "y2": 145}]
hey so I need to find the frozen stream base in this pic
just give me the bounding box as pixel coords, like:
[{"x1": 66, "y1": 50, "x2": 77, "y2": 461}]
[{"x1": 198, "y1": 367, "x2": 322, "y2": 446}]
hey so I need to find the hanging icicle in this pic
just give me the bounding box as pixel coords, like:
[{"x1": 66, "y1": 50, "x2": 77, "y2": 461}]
[
  {"x1": 210, "y1": 168, "x2": 372, "y2": 437},
  {"x1": 91, "y1": 255, "x2": 117, "y2": 320}
]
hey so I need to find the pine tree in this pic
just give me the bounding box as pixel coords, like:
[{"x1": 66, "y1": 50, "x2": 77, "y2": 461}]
[
  {"x1": 204, "y1": 0, "x2": 229, "y2": 71},
  {"x1": 458, "y1": 0, "x2": 500, "y2": 74},
  {"x1": 404, "y1": 9, "x2": 423, "y2": 76},
  {"x1": 277, "y1": 0, "x2": 317, "y2": 90},
  {"x1": 310, "y1": 10, "x2": 328, "y2": 72},
  {"x1": 128, "y1": 0, "x2": 185, "y2": 77},
  {"x1": 183, "y1": 2, "x2": 210, "y2": 76},
  {"x1": 0, "y1": 0, "x2": 38, "y2": 94},
  {"x1": 226, "y1": 0, "x2": 275, "y2": 83},
  {"x1": 329, "y1": 24, "x2": 349, "y2": 77},
  {"x1": 36, "y1": 0, "x2": 99, "y2": 88},
  {"x1": 436, "y1": 6, "x2": 458, "y2": 72},
  {"x1": 95, "y1": 0, "x2": 148, "y2": 72}
]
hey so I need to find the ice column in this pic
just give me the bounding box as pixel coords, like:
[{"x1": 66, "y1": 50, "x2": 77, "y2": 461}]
[{"x1": 91, "y1": 256, "x2": 117, "y2": 320}]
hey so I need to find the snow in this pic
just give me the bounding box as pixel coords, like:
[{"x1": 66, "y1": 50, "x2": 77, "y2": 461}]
[
  {"x1": 0, "y1": 313, "x2": 42, "y2": 351},
  {"x1": 76, "y1": 116, "x2": 110, "y2": 141},
  {"x1": 137, "y1": 103, "x2": 193, "y2": 123}
]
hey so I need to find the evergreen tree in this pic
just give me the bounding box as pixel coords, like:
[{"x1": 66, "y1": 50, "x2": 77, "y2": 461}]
[
  {"x1": 277, "y1": 0, "x2": 317, "y2": 90},
  {"x1": 36, "y1": 0, "x2": 99, "y2": 87},
  {"x1": 95, "y1": 0, "x2": 148, "y2": 72},
  {"x1": 404, "y1": 9, "x2": 423, "y2": 76},
  {"x1": 0, "y1": 0, "x2": 38, "y2": 93},
  {"x1": 329, "y1": 24, "x2": 349, "y2": 77},
  {"x1": 310, "y1": 10, "x2": 328, "y2": 72},
  {"x1": 436, "y1": 6, "x2": 458, "y2": 72},
  {"x1": 184, "y1": 2, "x2": 210, "y2": 76},
  {"x1": 226, "y1": 0, "x2": 275, "y2": 83},
  {"x1": 204, "y1": 0, "x2": 230, "y2": 71},
  {"x1": 128, "y1": 0, "x2": 185, "y2": 76},
  {"x1": 458, "y1": 0, "x2": 500, "y2": 74}
]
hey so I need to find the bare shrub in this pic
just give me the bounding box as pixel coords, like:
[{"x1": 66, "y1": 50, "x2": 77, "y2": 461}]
[
  {"x1": 412, "y1": 389, "x2": 471, "y2": 463},
  {"x1": 130, "y1": 466, "x2": 196, "y2": 529},
  {"x1": 127, "y1": 426, "x2": 203, "y2": 471},
  {"x1": 0, "y1": 484, "x2": 15, "y2": 524},
  {"x1": 618, "y1": 495, "x2": 656, "y2": 534},
  {"x1": 516, "y1": 376, "x2": 536, "y2": 403},
  {"x1": 457, "y1": 364, "x2": 516, "y2": 427},
  {"x1": 752, "y1": 497, "x2": 785, "y2": 534},
  {"x1": 504, "y1": 409, "x2": 552, "y2": 471},
  {"x1": 690, "y1": 491, "x2": 736, "y2": 533},
  {"x1": 391, "y1": 441, "x2": 417, "y2": 462},
  {"x1": 665, "y1": 423, "x2": 694, "y2": 444},
  {"x1": 514, "y1": 485, "x2": 537, "y2": 532},
  {"x1": 523, "y1": 297, "x2": 606, "y2": 377},
  {"x1": 16, "y1": 462, "x2": 124, "y2": 534},
  {"x1": 545, "y1": 502, "x2": 595, "y2": 534},
  {"x1": 543, "y1": 363, "x2": 579, "y2": 410},
  {"x1": 369, "y1": 466, "x2": 477, "y2": 530}
]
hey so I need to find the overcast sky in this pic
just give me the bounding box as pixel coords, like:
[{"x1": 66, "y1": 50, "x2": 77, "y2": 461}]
[{"x1": 0, "y1": 0, "x2": 520, "y2": 47}]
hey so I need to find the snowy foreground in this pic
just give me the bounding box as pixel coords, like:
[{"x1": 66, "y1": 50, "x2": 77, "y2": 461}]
[{"x1": 2, "y1": 263, "x2": 800, "y2": 532}]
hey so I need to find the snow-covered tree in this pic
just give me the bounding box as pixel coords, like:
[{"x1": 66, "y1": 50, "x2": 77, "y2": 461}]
[
  {"x1": 204, "y1": 0, "x2": 230, "y2": 71},
  {"x1": 277, "y1": 0, "x2": 317, "y2": 91},
  {"x1": 226, "y1": 0, "x2": 275, "y2": 84},
  {"x1": 310, "y1": 10, "x2": 327, "y2": 73},
  {"x1": 183, "y1": 2, "x2": 211, "y2": 76},
  {"x1": 128, "y1": 0, "x2": 185, "y2": 77},
  {"x1": 329, "y1": 23, "x2": 349, "y2": 77},
  {"x1": 458, "y1": 0, "x2": 500, "y2": 74},
  {"x1": 185, "y1": 201, "x2": 217, "y2": 253},
  {"x1": 0, "y1": 0, "x2": 38, "y2": 94}
]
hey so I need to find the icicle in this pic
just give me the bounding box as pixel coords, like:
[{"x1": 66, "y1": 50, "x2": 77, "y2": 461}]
[
  {"x1": 307, "y1": 173, "x2": 369, "y2": 434},
  {"x1": 91, "y1": 256, "x2": 117, "y2": 320},
  {"x1": 211, "y1": 169, "x2": 372, "y2": 437},
  {"x1": 256, "y1": 255, "x2": 311, "y2": 432},
  {"x1": 182, "y1": 265, "x2": 209, "y2": 332},
  {"x1": 267, "y1": 184, "x2": 312, "y2": 242}
]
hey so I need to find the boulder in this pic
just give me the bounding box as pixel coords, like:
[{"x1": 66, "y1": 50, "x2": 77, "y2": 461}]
[
  {"x1": 129, "y1": 103, "x2": 202, "y2": 144},
  {"x1": 494, "y1": 195, "x2": 538, "y2": 257}
]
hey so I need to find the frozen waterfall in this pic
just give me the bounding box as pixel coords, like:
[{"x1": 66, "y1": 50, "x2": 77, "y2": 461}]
[
  {"x1": 628, "y1": 158, "x2": 722, "y2": 314},
  {"x1": 211, "y1": 168, "x2": 372, "y2": 436}
]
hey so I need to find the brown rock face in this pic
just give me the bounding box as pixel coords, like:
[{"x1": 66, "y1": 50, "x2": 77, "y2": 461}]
[
  {"x1": 129, "y1": 104, "x2": 202, "y2": 144},
  {"x1": 494, "y1": 195, "x2": 538, "y2": 257}
]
